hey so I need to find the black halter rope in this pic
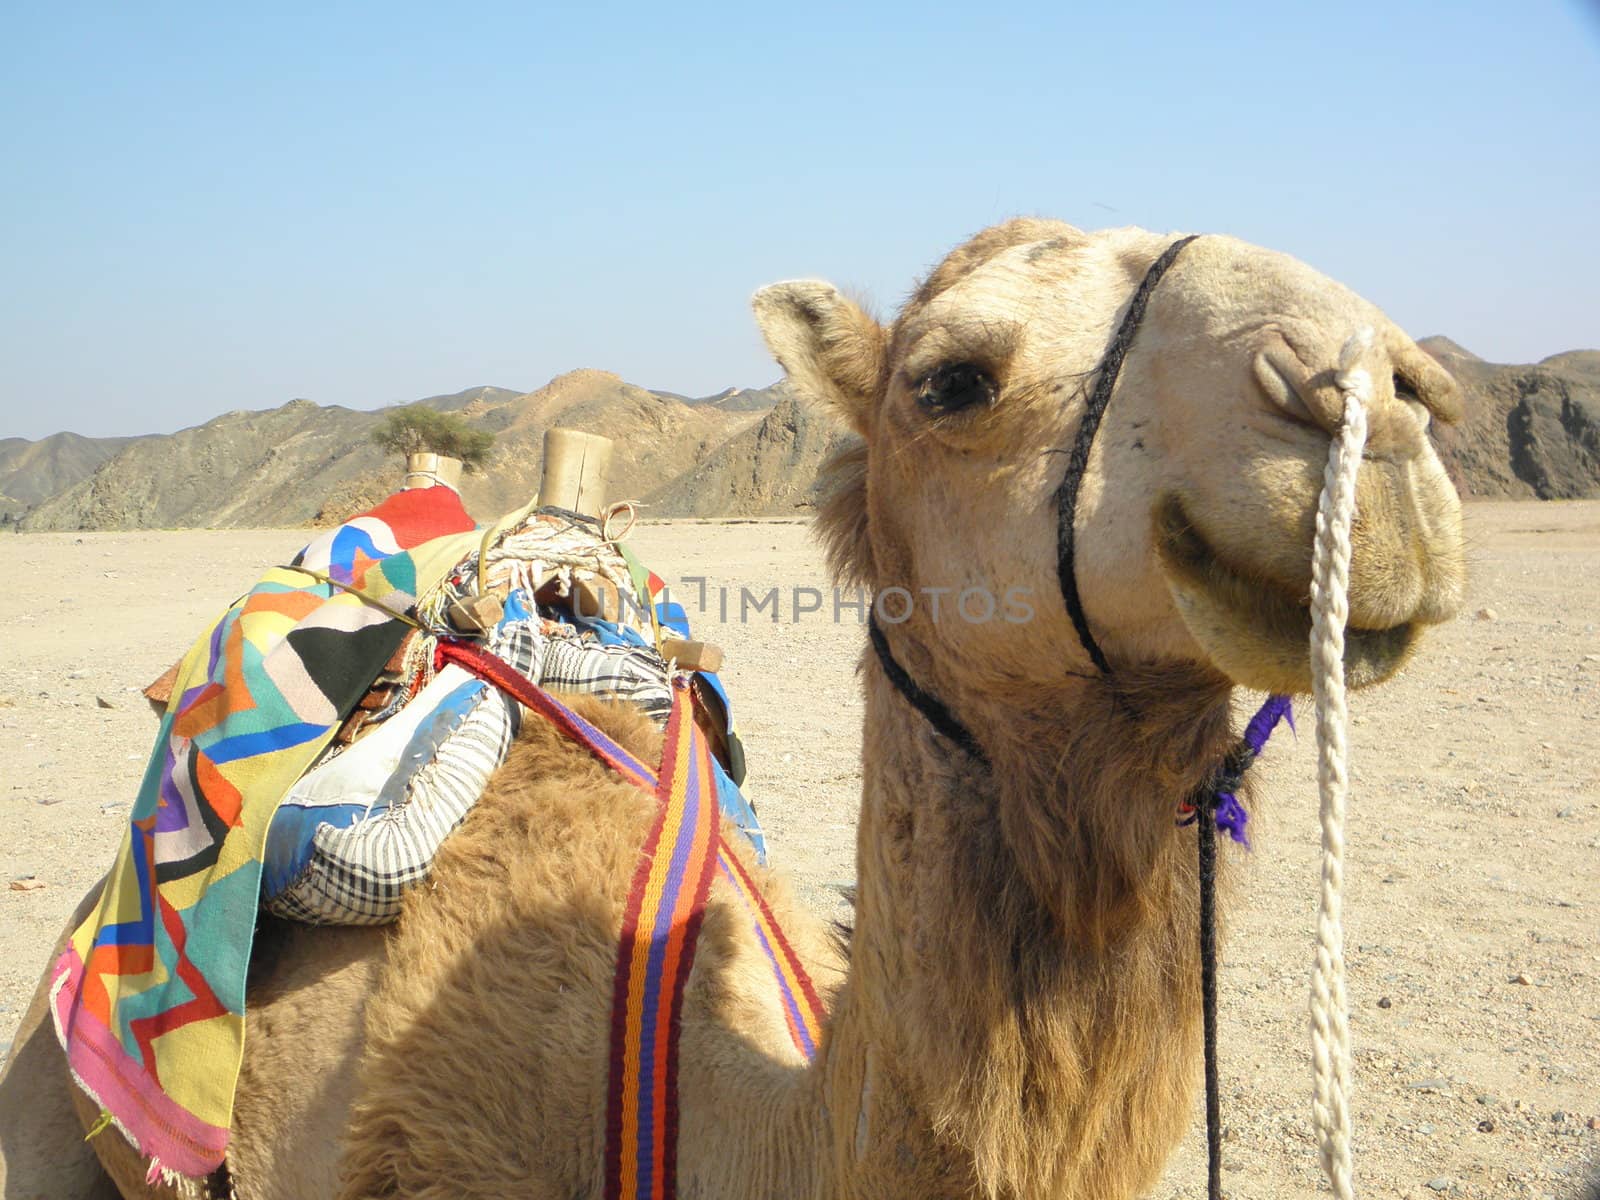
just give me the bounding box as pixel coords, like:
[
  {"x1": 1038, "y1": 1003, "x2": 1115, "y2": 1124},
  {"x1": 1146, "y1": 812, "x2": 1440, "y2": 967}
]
[
  {"x1": 866, "y1": 232, "x2": 1200, "y2": 735},
  {"x1": 1054, "y1": 233, "x2": 1200, "y2": 675},
  {"x1": 866, "y1": 233, "x2": 1235, "y2": 1200}
]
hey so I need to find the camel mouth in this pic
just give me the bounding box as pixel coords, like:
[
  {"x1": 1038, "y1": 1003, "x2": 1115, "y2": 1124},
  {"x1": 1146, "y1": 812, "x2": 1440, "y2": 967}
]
[{"x1": 1152, "y1": 495, "x2": 1419, "y2": 693}]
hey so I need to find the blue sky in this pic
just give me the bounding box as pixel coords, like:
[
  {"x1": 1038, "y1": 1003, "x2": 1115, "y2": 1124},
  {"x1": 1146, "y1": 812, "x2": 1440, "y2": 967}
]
[{"x1": 2, "y1": 1, "x2": 1596, "y2": 440}]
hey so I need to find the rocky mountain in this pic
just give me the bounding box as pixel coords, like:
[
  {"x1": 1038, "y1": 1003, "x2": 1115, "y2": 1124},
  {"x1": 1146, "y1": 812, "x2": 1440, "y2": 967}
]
[
  {"x1": 20, "y1": 400, "x2": 388, "y2": 531},
  {"x1": 6, "y1": 341, "x2": 1597, "y2": 531},
  {"x1": 687, "y1": 383, "x2": 795, "y2": 413},
  {"x1": 413, "y1": 385, "x2": 527, "y2": 413},
  {"x1": 0, "y1": 431, "x2": 143, "y2": 524},
  {"x1": 648, "y1": 382, "x2": 792, "y2": 413},
  {"x1": 644, "y1": 386, "x2": 853, "y2": 517},
  {"x1": 1421, "y1": 339, "x2": 1600, "y2": 500},
  {"x1": 18, "y1": 372, "x2": 776, "y2": 531}
]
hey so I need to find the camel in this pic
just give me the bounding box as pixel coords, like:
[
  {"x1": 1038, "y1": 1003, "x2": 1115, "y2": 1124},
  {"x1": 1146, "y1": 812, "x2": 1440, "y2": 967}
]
[{"x1": 0, "y1": 218, "x2": 1466, "y2": 1200}]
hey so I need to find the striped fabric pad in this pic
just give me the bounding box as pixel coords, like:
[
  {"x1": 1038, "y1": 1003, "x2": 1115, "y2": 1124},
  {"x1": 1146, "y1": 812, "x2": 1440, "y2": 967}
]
[
  {"x1": 268, "y1": 684, "x2": 509, "y2": 923},
  {"x1": 261, "y1": 613, "x2": 541, "y2": 924},
  {"x1": 541, "y1": 631, "x2": 672, "y2": 725}
]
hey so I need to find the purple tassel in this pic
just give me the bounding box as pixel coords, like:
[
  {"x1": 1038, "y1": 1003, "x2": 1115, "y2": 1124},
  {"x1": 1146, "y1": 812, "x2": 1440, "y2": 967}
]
[
  {"x1": 1212, "y1": 792, "x2": 1251, "y2": 846},
  {"x1": 1242, "y1": 693, "x2": 1294, "y2": 754},
  {"x1": 1179, "y1": 695, "x2": 1293, "y2": 847}
]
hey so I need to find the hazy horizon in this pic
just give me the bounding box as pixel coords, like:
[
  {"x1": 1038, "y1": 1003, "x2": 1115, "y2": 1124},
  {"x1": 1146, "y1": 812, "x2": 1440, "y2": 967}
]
[{"x1": 3, "y1": 1, "x2": 1598, "y2": 442}]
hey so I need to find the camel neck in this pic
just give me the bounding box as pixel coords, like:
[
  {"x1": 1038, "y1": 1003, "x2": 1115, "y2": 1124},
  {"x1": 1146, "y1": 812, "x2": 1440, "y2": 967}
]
[{"x1": 807, "y1": 655, "x2": 1236, "y2": 1199}]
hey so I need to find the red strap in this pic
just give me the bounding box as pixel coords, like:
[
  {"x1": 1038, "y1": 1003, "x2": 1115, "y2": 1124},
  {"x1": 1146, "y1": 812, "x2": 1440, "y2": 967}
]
[
  {"x1": 435, "y1": 638, "x2": 654, "y2": 788},
  {"x1": 602, "y1": 686, "x2": 718, "y2": 1200},
  {"x1": 440, "y1": 635, "x2": 827, "y2": 1119}
]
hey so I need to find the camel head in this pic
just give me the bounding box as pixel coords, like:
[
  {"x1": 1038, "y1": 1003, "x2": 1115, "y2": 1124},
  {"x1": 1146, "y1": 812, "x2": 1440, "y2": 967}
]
[{"x1": 754, "y1": 219, "x2": 1465, "y2": 700}]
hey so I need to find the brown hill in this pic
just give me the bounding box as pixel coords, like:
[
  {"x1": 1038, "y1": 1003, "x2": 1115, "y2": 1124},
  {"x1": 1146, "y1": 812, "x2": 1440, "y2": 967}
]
[
  {"x1": 643, "y1": 386, "x2": 854, "y2": 516},
  {"x1": 1421, "y1": 338, "x2": 1600, "y2": 499},
  {"x1": 0, "y1": 431, "x2": 142, "y2": 523},
  {"x1": 668, "y1": 383, "x2": 793, "y2": 413},
  {"x1": 20, "y1": 400, "x2": 387, "y2": 531},
  {"x1": 444, "y1": 370, "x2": 770, "y2": 523},
  {"x1": 19, "y1": 374, "x2": 766, "y2": 531}
]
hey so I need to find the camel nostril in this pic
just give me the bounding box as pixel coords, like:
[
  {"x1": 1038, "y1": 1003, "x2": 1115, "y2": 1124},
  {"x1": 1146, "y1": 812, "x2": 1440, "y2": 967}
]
[
  {"x1": 1252, "y1": 346, "x2": 1342, "y2": 435},
  {"x1": 1392, "y1": 374, "x2": 1432, "y2": 435}
]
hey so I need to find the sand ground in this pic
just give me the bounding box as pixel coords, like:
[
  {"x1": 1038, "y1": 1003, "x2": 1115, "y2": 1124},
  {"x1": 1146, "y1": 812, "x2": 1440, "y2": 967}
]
[{"x1": 1, "y1": 501, "x2": 1595, "y2": 1198}]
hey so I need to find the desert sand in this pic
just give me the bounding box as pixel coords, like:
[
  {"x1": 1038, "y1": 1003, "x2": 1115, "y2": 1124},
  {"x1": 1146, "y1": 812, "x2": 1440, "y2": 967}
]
[{"x1": 1, "y1": 502, "x2": 1595, "y2": 1198}]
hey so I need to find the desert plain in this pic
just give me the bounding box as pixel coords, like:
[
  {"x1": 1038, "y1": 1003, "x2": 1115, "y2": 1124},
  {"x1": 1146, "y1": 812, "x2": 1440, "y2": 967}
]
[{"x1": 1, "y1": 500, "x2": 1596, "y2": 1198}]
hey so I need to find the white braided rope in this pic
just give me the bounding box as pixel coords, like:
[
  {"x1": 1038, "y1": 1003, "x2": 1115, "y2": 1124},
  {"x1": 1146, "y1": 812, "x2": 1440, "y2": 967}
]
[{"x1": 1308, "y1": 327, "x2": 1372, "y2": 1199}]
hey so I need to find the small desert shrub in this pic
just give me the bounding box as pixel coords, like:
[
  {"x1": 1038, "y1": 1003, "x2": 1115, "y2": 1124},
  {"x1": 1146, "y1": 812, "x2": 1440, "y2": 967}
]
[{"x1": 370, "y1": 405, "x2": 494, "y2": 473}]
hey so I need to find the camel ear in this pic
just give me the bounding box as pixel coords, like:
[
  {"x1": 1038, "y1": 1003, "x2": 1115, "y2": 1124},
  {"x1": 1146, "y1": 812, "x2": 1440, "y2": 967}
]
[{"x1": 752, "y1": 282, "x2": 885, "y2": 438}]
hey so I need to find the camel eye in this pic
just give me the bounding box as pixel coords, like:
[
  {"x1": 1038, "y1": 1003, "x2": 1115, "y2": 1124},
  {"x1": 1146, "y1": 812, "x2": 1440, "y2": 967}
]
[{"x1": 915, "y1": 362, "x2": 997, "y2": 416}]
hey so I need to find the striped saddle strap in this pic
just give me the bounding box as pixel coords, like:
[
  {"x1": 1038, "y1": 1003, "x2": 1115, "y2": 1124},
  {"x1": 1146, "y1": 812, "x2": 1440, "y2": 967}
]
[{"x1": 434, "y1": 640, "x2": 825, "y2": 1200}]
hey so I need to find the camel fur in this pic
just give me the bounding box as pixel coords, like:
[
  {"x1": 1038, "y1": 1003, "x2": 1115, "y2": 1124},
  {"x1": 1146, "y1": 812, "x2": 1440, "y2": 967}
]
[{"x1": 1, "y1": 219, "x2": 1466, "y2": 1199}]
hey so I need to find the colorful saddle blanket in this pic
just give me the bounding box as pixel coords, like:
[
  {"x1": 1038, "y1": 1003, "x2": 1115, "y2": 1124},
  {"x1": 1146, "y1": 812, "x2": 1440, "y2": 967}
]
[
  {"x1": 48, "y1": 486, "x2": 481, "y2": 1182},
  {"x1": 48, "y1": 487, "x2": 762, "y2": 1186}
]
